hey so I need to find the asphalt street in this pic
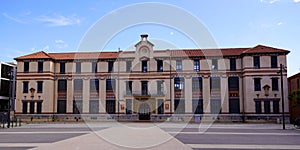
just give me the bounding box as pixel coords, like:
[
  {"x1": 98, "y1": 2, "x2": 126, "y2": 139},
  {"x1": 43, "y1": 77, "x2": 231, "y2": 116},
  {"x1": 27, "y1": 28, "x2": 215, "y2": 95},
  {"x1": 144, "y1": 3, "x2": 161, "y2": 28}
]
[{"x1": 0, "y1": 122, "x2": 299, "y2": 150}]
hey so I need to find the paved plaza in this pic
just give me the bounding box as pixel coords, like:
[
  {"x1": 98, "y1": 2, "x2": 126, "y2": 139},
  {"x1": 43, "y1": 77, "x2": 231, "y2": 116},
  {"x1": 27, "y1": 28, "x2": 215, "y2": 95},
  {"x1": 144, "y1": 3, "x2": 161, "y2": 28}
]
[{"x1": 0, "y1": 122, "x2": 299, "y2": 150}]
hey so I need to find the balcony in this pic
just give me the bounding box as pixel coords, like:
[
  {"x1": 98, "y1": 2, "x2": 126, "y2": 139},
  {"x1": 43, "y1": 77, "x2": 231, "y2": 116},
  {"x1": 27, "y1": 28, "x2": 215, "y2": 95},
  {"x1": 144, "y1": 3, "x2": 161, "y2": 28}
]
[
  {"x1": 229, "y1": 90, "x2": 239, "y2": 98},
  {"x1": 106, "y1": 90, "x2": 115, "y2": 99},
  {"x1": 210, "y1": 89, "x2": 221, "y2": 98},
  {"x1": 174, "y1": 90, "x2": 184, "y2": 98},
  {"x1": 90, "y1": 91, "x2": 99, "y2": 98},
  {"x1": 74, "y1": 91, "x2": 83, "y2": 99},
  {"x1": 124, "y1": 91, "x2": 165, "y2": 98},
  {"x1": 58, "y1": 91, "x2": 67, "y2": 99},
  {"x1": 192, "y1": 90, "x2": 203, "y2": 98}
]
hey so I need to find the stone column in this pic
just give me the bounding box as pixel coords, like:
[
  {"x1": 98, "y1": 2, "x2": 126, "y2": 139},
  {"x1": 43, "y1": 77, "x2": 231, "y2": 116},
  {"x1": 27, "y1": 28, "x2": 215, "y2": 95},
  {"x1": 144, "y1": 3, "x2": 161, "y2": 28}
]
[
  {"x1": 185, "y1": 76, "x2": 192, "y2": 114},
  {"x1": 82, "y1": 78, "x2": 89, "y2": 113},
  {"x1": 221, "y1": 75, "x2": 229, "y2": 113},
  {"x1": 99, "y1": 78, "x2": 106, "y2": 113},
  {"x1": 67, "y1": 78, "x2": 73, "y2": 113},
  {"x1": 202, "y1": 75, "x2": 210, "y2": 113}
]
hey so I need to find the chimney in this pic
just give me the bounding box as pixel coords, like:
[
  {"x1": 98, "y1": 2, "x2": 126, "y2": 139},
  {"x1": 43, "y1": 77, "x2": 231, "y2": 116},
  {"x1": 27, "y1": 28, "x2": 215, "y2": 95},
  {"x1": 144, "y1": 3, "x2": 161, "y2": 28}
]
[{"x1": 140, "y1": 34, "x2": 148, "y2": 41}]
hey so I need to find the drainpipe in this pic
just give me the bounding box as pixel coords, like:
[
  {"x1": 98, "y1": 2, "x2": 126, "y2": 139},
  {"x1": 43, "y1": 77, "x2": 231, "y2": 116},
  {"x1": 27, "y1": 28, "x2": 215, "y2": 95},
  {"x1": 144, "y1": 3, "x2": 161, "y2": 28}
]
[
  {"x1": 241, "y1": 57, "x2": 245, "y2": 122},
  {"x1": 52, "y1": 61, "x2": 56, "y2": 121}
]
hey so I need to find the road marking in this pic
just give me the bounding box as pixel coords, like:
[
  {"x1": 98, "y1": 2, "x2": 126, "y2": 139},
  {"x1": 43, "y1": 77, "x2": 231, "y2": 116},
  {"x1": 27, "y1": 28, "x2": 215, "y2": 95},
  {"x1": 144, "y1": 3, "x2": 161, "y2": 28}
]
[
  {"x1": 0, "y1": 143, "x2": 46, "y2": 147},
  {"x1": 187, "y1": 144, "x2": 300, "y2": 149},
  {"x1": 169, "y1": 131, "x2": 300, "y2": 136},
  {"x1": 0, "y1": 131, "x2": 91, "y2": 134}
]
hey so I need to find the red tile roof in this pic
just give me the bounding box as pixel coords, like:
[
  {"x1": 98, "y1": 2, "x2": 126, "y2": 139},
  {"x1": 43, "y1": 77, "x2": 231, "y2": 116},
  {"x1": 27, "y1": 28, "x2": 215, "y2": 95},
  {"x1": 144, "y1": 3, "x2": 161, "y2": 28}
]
[{"x1": 14, "y1": 45, "x2": 290, "y2": 60}]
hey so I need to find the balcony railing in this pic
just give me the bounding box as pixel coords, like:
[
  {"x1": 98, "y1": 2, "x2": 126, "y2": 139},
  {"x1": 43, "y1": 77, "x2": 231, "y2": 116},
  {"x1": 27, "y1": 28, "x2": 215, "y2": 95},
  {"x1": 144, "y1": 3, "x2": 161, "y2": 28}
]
[
  {"x1": 90, "y1": 91, "x2": 99, "y2": 98},
  {"x1": 124, "y1": 91, "x2": 165, "y2": 97},
  {"x1": 229, "y1": 90, "x2": 239, "y2": 98},
  {"x1": 210, "y1": 89, "x2": 221, "y2": 98},
  {"x1": 106, "y1": 90, "x2": 115, "y2": 99},
  {"x1": 174, "y1": 90, "x2": 184, "y2": 98},
  {"x1": 58, "y1": 91, "x2": 67, "y2": 99},
  {"x1": 192, "y1": 90, "x2": 203, "y2": 98},
  {"x1": 74, "y1": 91, "x2": 83, "y2": 99}
]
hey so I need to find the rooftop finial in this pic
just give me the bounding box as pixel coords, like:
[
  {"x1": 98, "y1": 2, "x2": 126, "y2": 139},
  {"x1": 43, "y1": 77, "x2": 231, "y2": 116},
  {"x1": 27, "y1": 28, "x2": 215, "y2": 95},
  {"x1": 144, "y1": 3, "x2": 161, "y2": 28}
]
[{"x1": 140, "y1": 34, "x2": 148, "y2": 41}]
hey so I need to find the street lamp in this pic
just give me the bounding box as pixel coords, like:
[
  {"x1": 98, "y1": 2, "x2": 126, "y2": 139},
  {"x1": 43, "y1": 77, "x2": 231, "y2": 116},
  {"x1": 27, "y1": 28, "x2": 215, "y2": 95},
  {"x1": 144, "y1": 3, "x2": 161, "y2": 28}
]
[{"x1": 279, "y1": 64, "x2": 286, "y2": 130}]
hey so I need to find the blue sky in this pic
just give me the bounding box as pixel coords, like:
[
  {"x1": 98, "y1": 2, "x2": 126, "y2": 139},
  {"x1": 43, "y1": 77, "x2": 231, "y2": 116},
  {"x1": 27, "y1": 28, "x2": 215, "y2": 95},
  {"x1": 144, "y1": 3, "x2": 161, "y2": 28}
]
[{"x1": 0, "y1": 0, "x2": 299, "y2": 76}]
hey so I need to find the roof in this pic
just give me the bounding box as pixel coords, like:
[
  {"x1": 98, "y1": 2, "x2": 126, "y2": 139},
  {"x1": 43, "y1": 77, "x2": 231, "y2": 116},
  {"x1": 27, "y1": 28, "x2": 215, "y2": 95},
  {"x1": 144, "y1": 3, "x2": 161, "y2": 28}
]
[{"x1": 14, "y1": 45, "x2": 290, "y2": 61}]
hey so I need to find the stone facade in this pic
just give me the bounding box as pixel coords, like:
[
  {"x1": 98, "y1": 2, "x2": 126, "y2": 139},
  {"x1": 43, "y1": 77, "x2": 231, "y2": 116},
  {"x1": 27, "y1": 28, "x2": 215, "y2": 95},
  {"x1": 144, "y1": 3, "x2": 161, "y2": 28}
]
[{"x1": 14, "y1": 34, "x2": 290, "y2": 122}]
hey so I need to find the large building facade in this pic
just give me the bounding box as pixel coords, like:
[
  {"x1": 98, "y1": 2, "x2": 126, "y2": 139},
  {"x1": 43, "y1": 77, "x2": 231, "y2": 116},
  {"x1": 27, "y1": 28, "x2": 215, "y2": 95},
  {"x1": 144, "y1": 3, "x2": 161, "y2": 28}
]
[
  {"x1": 14, "y1": 35, "x2": 290, "y2": 121},
  {"x1": 0, "y1": 62, "x2": 16, "y2": 113}
]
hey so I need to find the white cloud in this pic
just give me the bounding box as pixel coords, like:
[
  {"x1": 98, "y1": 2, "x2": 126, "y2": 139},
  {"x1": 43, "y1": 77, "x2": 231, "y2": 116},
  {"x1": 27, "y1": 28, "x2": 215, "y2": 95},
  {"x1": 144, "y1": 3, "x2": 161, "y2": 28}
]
[
  {"x1": 277, "y1": 22, "x2": 283, "y2": 26},
  {"x1": 36, "y1": 14, "x2": 81, "y2": 27},
  {"x1": 2, "y1": 13, "x2": 26, "y2": 24},
  {"x1": 55, "y1": 40, "x2": 68, "y2": 49},
  {"x1": 260, "y1": 0, "x2": 280, "y2": 4},
  {"x1": 294, "y1": 0, "x2": 300, "y2": 2}
]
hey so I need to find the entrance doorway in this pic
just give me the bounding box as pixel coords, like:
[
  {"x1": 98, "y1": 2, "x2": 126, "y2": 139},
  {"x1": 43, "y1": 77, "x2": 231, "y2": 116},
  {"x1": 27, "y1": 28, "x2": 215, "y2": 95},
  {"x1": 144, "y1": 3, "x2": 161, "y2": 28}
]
[{"x1": 139, "y1": 103, "x2": 151, "y2": 120}]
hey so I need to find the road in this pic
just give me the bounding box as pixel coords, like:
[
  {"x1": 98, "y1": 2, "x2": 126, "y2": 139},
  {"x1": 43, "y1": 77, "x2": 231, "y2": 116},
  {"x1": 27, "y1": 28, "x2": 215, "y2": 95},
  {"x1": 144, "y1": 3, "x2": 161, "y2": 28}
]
[{"x1": 0, "y1": 122, "x2": 299, "y2": 150}]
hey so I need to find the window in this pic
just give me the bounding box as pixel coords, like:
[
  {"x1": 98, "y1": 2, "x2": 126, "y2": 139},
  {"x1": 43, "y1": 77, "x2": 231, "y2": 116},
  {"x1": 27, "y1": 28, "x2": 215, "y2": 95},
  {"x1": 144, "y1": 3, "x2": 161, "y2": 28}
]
[
  {"x1": 176, "y1": 60, "x2": 182, "y2": 71},
  {"x1": 108, "y1": 61, "x2": 114, "y2": 73},
  {"x1": 106, "y1": 100, "x2": 116, "y2": 114},
  {"x1": 23, "y1": 81, "x2": 29, "y2": 93},
  {"x1": 0, "y1": 80, "x2": 9, "y2": 96},
  {"x1": 142, "y1": 60, "x2": 147, "y2": 72},
  {"x1": 75, "y1": 62, "x2": 81, "y2": 74},
  {"x1": 255, "y1": 100, "x2": 262, "y2": 114},
  {"x1": 254, "y1": 78, "x2": 261, "y2": 91},
  {"x1": 126, "y1": 81, "x2": 132, "y2": 95},
  {"x1": 273, "y1": 100, "x2": 280, "y2": 114},
  {"x1": 37, "y1": 81, "x2": 43, "y2": 93},
  {"x1": 264, "y1": 100, "x2": 270, "y2": 114},
  {"x1": 210, "y1": 99, "x2": 221, "y2": 114},
  {"x1": 210, "y1": 77, "x2": 221, "y2": 89},
  {"x1": 212, "y1": 59, "x2": 218, "y2": 70},
  {"x1": 73, "y1": 100, "x2": 83, "y2": 114},
  {"x1": 253, "y1": 56, "x2": 260, "y2": 69},
  {"x1": 90, "y1": 79, "x2": 99, "y2": 92},
  {"x1": 1, "y1": 63, "x2": 12, "y2": 78},
  {"x1": 29, "y1": 102, "x2": 35, "y2": 114},
  {"x1": 230, "y1": 58, "x2": 236, "y2": 71},
  {"x1": 38, "y1": 61, "x2": 43, "y2": 73},
  {"x1": 271, "y1": 55, "x2": 278, "y2": 68},
  {"x1": 194, "y1": 59, "x2": 200, "y2": 71},
  {"x1": 60, "y1": 62, "x2": 65, "y2": 74},
  {"x1": 58, "y1": 79, "x2": 67, "y2": 92},
  {"x1": 126, "y1": 99, "x2": 132, "y2": 114},
  {"x1": 22, "y1": 101, "x2": 28, "y2": 114},
  {"x1": 228, "y1": 77, "x2": 239, "y2": 90},
  {"x1": 174, "y1": 77, "x2": 184, "y2": 90},
  {"x1": 157, "y1": 60, "x2": 163, "y2": 72},
  {"x1": 92, "y1": 62, "x2": 97, "y2": 73},
  {"x1": 57, "y1": 100, "x2": 66, "y2": 114},
  {"x1": 74, "y1": 79, "x2": 83, "y2": 91},
  {"x1": 229, "y1": 98, "x2": 240, "y2": 113},
  {"x1": 157, "y1": 99, "x2": 164, "y2": 114},
  {"x1": 272, "y1": 78, "x2": 279, "y2": 91},
  {"x1": 126, "y1": 61, "x2": 132, "y2": 72},
  {"x1": 192, "y1": 77, "x2": 202, "y2": 90},
  {"x1": 141, "y1": 81, "x2": 148, "y2": 95},
  {"x1": 89, "y1": 100, "x2": 99, "y2": 114},
  {"x1": 24, "y1": 61, "x2": 29, "y2": 73},
  {"x1": 37, "y1": 101, "x2": 42, "y2": 114},
  {"x1": 192, "y1": 99, "x2": 203, "y2": 114},
  {"x1": 157, "y1": 80, "x2": 164, "y2": 95},
  {"x1": 174, "y1": 99, "x2": 185, "y2": 114},
  {"x1": 106, "y1": 79, "x2": 115, "y2": 91}
]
